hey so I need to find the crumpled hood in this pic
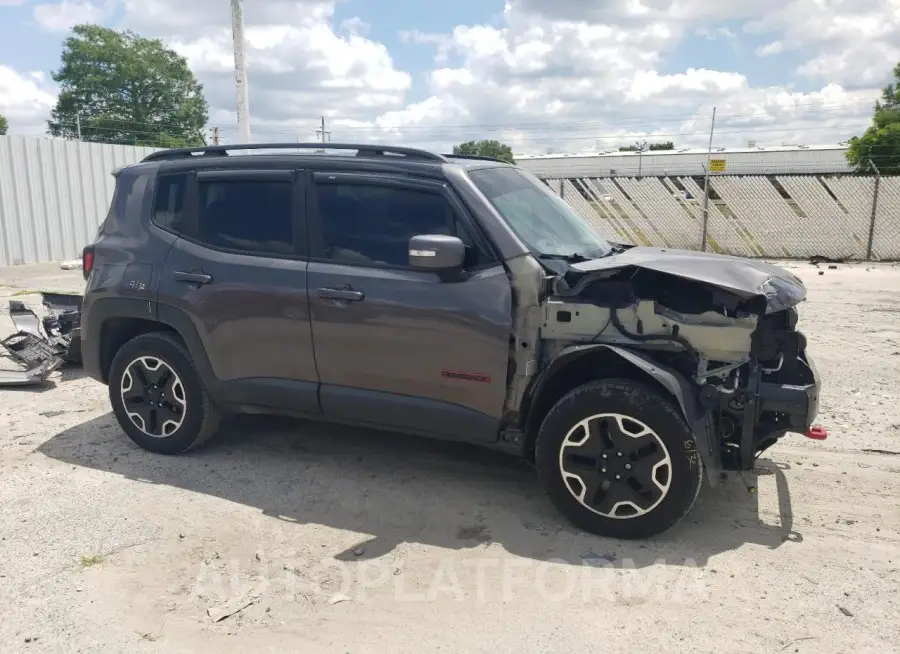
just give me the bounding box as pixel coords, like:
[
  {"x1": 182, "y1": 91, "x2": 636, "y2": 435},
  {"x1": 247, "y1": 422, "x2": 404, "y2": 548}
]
[{"x1": 569, "y1": 247, "x2": 807, "y2": 313}]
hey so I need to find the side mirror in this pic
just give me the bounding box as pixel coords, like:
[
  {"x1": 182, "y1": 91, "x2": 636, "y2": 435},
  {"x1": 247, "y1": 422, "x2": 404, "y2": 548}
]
[{"x1": 409, "y1": 234, "x2": 466, "y2": 279}]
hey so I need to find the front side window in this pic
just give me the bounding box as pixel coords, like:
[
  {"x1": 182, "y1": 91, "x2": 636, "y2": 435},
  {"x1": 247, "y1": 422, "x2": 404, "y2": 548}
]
[
  {"x1": 315, "y1": 183, "x2": 464, "y2": 267},
  {"x1": 468, "y1": 167, "x2": 612, "y2": 260},
  {"x1": 194, "y1": 180, "x2": 293, "y2": 255}
]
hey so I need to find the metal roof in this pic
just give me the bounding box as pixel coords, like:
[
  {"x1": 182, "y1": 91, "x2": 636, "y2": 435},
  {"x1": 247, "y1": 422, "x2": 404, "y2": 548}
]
[{"x1": 515, "y1": 144, "x2": 848, "y2": 160}]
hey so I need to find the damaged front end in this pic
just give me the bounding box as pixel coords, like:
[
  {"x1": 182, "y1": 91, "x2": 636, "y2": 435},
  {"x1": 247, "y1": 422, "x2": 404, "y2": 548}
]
[
  {"x1": 0, "y1": 292, "x2": 83, "y2": 386},
  {"x1": 540, "y1": 247, "x2": 823, "y2": 479}
]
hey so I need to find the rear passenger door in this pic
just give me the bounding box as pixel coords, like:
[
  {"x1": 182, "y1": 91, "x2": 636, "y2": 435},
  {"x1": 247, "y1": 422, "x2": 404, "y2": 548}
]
[
  {"x1": 305, "y1": 171, "x2": 513, "y2": 442},
  {"x1": 155, "y1": 167, "x2": 319, "y2": 414}
]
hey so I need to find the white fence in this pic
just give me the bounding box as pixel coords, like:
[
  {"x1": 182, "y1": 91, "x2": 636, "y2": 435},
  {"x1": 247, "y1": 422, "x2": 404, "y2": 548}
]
[
  {"x1": 542, "y1": 175, "x2": 900, "y2": 261},
  {"x1": 1, "y1": 136, "x2": 898, "y2": 265},
  {"x1": 0, "y1": 136, "x2": 158, "y2": 266}
]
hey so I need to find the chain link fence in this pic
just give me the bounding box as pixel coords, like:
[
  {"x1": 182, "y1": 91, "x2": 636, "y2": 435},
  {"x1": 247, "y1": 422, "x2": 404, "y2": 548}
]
[{"x1": 540, "y1": 174, "x2": 900, "y2": 261}]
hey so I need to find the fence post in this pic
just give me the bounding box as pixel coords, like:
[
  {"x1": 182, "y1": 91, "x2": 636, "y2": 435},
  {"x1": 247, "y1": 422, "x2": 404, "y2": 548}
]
[
  {"x1": 560, "y1": 179, "x2": 565, "y2": 199},
  {"x1": 866, "y1": 163, "x2": 881, "y2": 261}
]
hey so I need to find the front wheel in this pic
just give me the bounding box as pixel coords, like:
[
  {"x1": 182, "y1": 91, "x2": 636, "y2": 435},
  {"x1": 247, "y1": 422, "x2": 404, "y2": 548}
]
[{"x1": 535, "y1": 379, "x2": 703, "y2": 539}]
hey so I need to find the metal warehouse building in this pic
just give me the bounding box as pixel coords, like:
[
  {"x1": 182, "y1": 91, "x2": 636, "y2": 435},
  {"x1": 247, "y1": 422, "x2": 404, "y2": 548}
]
[{"x1": 515, "y1": 144, "x2": 854, "y2": 178}]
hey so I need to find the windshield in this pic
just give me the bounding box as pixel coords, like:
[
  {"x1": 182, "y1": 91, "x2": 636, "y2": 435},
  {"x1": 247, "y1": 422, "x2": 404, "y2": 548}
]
[{"x1": 468, "y1": 167, "x2": 613, "y2": 259}]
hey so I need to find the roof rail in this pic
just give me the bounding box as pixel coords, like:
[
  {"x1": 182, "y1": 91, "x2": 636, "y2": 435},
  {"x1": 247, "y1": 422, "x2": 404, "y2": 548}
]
[
  {"x1": 443, "y1": 153, "x2": 512, "y2": 164},
  {"x1": 141, "y1": 142, "x2": 448, "y2": 163}
]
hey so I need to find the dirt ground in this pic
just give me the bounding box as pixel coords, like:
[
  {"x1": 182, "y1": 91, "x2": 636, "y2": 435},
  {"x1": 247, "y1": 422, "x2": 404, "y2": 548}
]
[{"x1": 0, "y1": 260, "x2": 898, "y2": 654}]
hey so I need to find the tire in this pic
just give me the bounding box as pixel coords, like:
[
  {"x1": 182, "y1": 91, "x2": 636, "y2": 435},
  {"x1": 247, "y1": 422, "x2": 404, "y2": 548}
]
[
  {"x1": 108, "y1": 331, "x2": 222, "y2": 454},
  {"x1": 535, "y1": 379, "x2": 703, "y2": 540}
]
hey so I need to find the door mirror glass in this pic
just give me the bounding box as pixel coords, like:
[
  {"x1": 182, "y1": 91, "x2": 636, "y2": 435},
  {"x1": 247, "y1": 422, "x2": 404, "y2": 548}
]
[{"x1": 409, "y1": 234, "x2": 465, "y2": 273}]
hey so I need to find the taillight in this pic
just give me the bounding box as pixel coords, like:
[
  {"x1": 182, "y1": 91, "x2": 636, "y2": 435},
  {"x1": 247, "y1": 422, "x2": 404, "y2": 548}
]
[{"x1": 82, "y1": 246, "x2": 95, "y2": 280}]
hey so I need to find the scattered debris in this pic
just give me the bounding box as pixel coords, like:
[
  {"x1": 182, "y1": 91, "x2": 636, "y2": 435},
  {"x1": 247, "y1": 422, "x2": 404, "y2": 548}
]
[
  {"x1": 207, "y1": 589, "x2": 261, "y2": 622},
  {"x1": 328, "y1": 593, "x2": 351, "y2": 605},
  {"x1": 818, "y1": 271, "x2": 824, "y2": 276},
  {"x1": 581, "y1": 551, "x2": 617, "y2": 566},
  {"x1": 352, "y1": 546, "x2": 366, "y2": 557},
  {"x1": 0, "y1": 292, "x2": 82, "y2": 386},
  {"x1": 59, "y1": 259, "x2": 82, "y2": 270},
  {"x1": 837, "y1": 605, "x2": 853, "y2": 617},
  {"x1": 861, "y1": 448, "x2": 900, "y2": 456},
  {"x1": 828, "y1": 265, "x2": 838, "y2": 270},
  {"x1": 809, "y1": 255, "x2": 845, "y2": 265}
]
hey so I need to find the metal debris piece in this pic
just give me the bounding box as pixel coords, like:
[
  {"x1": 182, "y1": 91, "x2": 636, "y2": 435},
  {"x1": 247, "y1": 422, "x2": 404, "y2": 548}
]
[
  {"x1": 207, "y1": 591, "x2": 260, "y2": 622},
  {"x1": 1, "y1": 292, "x2": 83, "y2": 386}
]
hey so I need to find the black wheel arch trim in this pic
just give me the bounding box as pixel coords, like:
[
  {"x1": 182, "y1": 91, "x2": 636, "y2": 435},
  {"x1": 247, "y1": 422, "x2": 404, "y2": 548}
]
[
  {"x1": 525, "y1": 343, "x2": 721, "y2": 484},
  {"x1": 84, "y1": 297, "x2": 219, "y2": 393}
]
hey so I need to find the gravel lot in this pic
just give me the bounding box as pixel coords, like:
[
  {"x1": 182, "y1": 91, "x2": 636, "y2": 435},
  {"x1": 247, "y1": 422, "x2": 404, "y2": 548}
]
[{"x1": 1, "y1": 260, "x2": 898, "y2": 653}]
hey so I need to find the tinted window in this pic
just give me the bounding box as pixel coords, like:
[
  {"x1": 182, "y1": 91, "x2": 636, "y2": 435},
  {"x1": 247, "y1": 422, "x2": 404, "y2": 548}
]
[
  {"x1": 196, "y1": 180, "x2": 293, "y2": 255},
  {"x1": 152, "y1": 173, "x2": 187, "y2": 232},
  {"x1": 316, "y1": 184, "x2": 464, "y2": 267}
]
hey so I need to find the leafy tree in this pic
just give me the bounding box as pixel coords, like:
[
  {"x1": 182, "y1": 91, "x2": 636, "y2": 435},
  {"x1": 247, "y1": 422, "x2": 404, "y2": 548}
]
[
  {"x1": 619, "y1": 141, "x2": 674, "y2": 151},
  {"x1": 0, "y1": 112, "x2": 8, "y2": 135},
  {"x1": 847, "y1": 62, "x2": 900, "y2": 174},
  {"x1": 48, "y1": 24, "x2": 208, "y2": 146},
  {"x1": 452, "y1": 140, "x2": 516, "y2": 163}
]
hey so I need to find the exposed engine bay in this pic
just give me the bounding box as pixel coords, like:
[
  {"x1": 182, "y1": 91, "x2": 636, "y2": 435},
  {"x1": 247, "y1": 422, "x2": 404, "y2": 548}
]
[{"x1": 535, "y1": 250, "x2": 822, "y2": 474}]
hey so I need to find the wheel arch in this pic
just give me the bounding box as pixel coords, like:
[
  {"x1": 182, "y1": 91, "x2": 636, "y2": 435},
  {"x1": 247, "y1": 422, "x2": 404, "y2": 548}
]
[
  {"x1": 90, "y1": 298, "x2": 217, "y2": 392},
  {"x1": 523, "y1": 344, "x2": 707, "y2": 464}
]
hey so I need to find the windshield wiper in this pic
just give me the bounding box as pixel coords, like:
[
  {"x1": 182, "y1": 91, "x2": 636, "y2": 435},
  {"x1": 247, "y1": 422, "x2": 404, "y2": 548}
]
[{"x1": 538, "y1": 252, "x2": 590, "y2": 263}]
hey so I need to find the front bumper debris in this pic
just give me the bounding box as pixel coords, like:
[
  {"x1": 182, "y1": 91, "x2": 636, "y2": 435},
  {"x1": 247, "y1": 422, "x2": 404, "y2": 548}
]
[
  {"x1": 0, "y1": 292, "x2": 83, "y2": 387},
  {"x1": 738, "y1": 349, "x2": 822, "y2": 469}
]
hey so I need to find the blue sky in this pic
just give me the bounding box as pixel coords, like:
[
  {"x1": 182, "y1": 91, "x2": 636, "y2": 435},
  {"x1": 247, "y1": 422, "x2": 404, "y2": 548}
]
[
  {"x1": 1, "y1": 0, "x2": 809, "y2": 98},
  {"x1": 0, "y1": 0, "x2": 893, "y2": 151}
]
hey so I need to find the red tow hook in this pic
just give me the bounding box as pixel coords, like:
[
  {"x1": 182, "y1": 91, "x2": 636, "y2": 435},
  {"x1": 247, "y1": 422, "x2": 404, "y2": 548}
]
[{"x1": 804, "y1": 425, "x2": 829, "y2": 440}]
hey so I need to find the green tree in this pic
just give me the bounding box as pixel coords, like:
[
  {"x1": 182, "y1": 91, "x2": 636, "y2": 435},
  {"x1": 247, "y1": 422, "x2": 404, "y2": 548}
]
[
  {"x1": 0, "y1": 113, "x2": 8, "y2": 136},
  {"x1": 452, "y1": 139, "x2": 516, "y2": 163},
  {"x1": 619, "y1": 141, "x2": 674, "y2": 151},
  {"x1": 847, "y1": 62, "x2": 900, "y2": 174},
  {"x1": 48, "y1": 24, "x2": 208, "y2": 146}
]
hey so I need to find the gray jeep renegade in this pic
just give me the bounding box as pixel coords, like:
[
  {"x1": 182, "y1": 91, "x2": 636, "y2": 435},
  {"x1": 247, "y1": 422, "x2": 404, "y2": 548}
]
[{"x1": 80, "y1": 143, "x2": 824, "y2": 540}]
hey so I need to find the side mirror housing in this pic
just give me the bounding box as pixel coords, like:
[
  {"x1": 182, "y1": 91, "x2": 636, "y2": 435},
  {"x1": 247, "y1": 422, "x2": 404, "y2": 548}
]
[{"x1": 408, "y1": 235, "x2": 466, "y2": 280}]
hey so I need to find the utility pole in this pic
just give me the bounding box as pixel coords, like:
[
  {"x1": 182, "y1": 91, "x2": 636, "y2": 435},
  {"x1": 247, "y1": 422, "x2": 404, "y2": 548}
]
[
  {"x1": 700, "y1": 106, "x2": 717, "y2": 252},
  {"x1": 230, "y1": 0, "x2": 251, "y2": 143},
  {"x1": 212, "y1": 125, "x2": 220, "y2": 145},
  {"x1": 76, "y1": 114, "x2": 82, "y2": 140},
  {"x1": 316, "y1": 116, "x2": 331, "y2": 143},
  {"x1": 634, "y1": 140, "x2": 648, "y2": 177}
]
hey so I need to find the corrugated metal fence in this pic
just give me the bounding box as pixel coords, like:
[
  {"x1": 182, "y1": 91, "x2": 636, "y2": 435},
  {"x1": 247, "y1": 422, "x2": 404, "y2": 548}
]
[
  {"x1": 1, "y1": 136, "x2": 898, "y2": 265},
  {"x1": 0, "y1": 136, "x2": 158, "y2": 266},
  {"x1": 542, "y1": 175, "x2": 900, "y2": 261}
]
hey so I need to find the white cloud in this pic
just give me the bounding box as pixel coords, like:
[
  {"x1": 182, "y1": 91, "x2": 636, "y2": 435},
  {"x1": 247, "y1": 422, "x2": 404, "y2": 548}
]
[
  {"x1": 0, "y1": 64, "x2": 57, "y2": 134},
  {"x1": 33, "y1": 0, "x2": 114, "y2": 32},
  {"x1": 5, "y1": 0, "x2": 899, "y2": 152}
]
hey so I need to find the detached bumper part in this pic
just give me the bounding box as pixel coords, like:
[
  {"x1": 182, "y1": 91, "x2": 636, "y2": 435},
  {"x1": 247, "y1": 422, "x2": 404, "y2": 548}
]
[{"x1": 0, "y1": 293, "x2": 83, "y2": 387}]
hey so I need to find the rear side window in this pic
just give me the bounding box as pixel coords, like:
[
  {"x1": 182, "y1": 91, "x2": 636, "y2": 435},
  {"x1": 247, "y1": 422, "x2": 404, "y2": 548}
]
[
  {"x1": 194, "y1": 180, "x2": 294, "y2": 256},
  {"x1": 153, "y1": 173, "x2": 187, "y2": 232}
]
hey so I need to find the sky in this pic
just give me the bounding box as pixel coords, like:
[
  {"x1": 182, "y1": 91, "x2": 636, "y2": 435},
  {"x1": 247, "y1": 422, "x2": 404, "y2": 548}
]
[{"x1": 0, "y1": 0, "x2": 898, "y2": 154}]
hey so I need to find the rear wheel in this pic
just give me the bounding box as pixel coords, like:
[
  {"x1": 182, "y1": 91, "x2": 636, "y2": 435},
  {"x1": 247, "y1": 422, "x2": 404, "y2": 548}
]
[
  {"x1": 108, "y1": 331, "x2": 221, "y2": 454},
  {"x1": 535, "y1": 379, "x2": 703, "y2": 539}
]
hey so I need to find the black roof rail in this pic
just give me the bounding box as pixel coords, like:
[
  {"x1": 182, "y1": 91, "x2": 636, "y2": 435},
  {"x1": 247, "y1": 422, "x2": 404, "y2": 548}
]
[
  {"x1": 141, "y1": 142, "x2": 448, "y2": 163},
  {"x1": 443, "y1": 154, "x2": 512, "y2": 164}
]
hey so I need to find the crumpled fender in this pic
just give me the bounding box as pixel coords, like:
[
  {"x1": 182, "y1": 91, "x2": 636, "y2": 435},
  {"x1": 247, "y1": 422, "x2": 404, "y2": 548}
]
[{"x1": 532, "y1": 343, "x2": 721, "y2": 484}]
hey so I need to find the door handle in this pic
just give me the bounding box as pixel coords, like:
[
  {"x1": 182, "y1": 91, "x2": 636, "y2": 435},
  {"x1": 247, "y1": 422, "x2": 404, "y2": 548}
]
[
  {"x1": 173, "y1": 271, "x2": 213, "y2": 285},
  {"x1": 317, "y1": 287, "x2": 365, "y2": 302}
]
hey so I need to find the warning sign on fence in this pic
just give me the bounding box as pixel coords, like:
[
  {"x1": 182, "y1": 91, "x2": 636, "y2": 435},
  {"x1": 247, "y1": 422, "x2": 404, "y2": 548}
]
[{"x1": 709, "y1": 159, "x2": 727, "y2": 172}]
